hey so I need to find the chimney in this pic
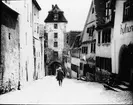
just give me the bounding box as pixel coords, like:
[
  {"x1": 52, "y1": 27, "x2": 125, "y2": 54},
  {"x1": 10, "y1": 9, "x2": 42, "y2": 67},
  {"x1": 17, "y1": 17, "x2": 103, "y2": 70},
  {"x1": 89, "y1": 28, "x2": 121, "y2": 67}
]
[{"x1": 52, "y1": 5, "x2": 54, "y2": 9}]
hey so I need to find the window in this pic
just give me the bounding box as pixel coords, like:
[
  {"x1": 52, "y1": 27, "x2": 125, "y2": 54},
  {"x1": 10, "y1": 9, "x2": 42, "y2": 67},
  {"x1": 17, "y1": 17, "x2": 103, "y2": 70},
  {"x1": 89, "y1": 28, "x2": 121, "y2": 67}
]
[
  {"x1": 107, "y1": 29, "x2": 111, "y2": 42},
  {"x1": 37, "y1": 25, "x2": 39, "y2": 34},
  {"x1": 91, "y1": 43, "x2": 93, "y2": 53},
  {"x1": 71, "y1": 64, "x2": 78, "y2": 72},
  {"x1": 54, "y1": 42, "x2": 58, "y2": 47},
  {"x1": 82, "y1": 47, "x2": 88, "y2": 54},
  {"x1": 98, "y1": 31, "x2": 101, "y2": 44},
  {"x1": 92, "y1": 8, "x2": 94, "y2": 14},
  {"x1": 54, "y1": 24, "x2": 58, "y2": 29},
  {"x1": 91, "y1": 42, "x2": 96, "y2": 53},
  {"x1": 53, "y1": 51, "x2": 58, "y2": 58},
  {"x1": 44, "y1": 54, "x2": 47, "y2": 63},
  {"x1": 102, "y1": 28, "x2": 111, "y2": 44},
  {"x1": 87, "y1": 26, "x2": 95, "y2": 37},
  {"x1": 94, "y1": 43, "x2": 96, "y2": 53},
  {"x1": 80, "y1": 63, "x2": 83, "y2": 70},
  {"x1": 44, "y1": 33, "x2": 48, "y2": 40},
  {"x1": 123, "y1": 0, "x2": 133, "y2": 21},
  {"x1": 8, "y1": 33, "x2": 11, "y2": 40},
  {"x1": 44, "y1": 41, "x2": 47, "y2": 48},
  {"x1": 54, "y1": 14, "x2": 58, "y2": 21},
  {"x1": 96, "y1": 57, "x2": 112, "y2": 72},
  {"x1": 54, "y1": 33, "x2": 58, "y2": 38},
  {"x1": 66, "y1": 35, "x2": 69, "y2": 44},
  {"x1": 105, "y1": 0, "x2": 112, "y2": 22}
]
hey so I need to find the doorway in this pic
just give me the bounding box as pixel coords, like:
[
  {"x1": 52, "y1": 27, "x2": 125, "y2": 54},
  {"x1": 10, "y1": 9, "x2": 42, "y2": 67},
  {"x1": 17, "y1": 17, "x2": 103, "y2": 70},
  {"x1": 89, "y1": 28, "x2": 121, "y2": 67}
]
[
  {"x1": 83, "y1": 64, "x2": 90, "y2": 76},
  {"x1": 119, "y1": 44, "x2": 133, "y2": 82},
  {"x1": 49, "y1": 61, "x2": 61, "y2": 75}
]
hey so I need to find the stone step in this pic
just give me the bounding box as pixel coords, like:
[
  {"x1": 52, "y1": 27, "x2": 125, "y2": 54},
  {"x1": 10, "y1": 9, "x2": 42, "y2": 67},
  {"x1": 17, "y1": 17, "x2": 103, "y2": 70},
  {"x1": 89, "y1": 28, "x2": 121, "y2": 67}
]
[
  {"x1": 103, "y1": 83, "x2": 121, "y2": 92},
  {"x1": 116, "y1": 84, "x2": 129, "y2": 91},
  {"x1": 121, "y1": 81, "x2": 130, "y2": 87}
]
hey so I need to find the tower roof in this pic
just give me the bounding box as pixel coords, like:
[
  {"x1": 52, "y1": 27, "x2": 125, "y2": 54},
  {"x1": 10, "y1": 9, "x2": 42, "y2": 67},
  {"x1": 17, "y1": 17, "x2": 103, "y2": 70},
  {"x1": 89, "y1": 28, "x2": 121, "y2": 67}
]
[{"x1": 44, "y1": 4, "x2": 68, "y2": 23}]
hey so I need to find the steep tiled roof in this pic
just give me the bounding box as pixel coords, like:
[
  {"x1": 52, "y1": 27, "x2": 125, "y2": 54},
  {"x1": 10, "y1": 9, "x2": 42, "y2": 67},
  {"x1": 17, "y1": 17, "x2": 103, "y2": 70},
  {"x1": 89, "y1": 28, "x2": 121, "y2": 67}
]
[
  {"x1": 1, "y1": 2, "x2": 18, "y2": 28},
  {"x1": 44, "y1": 4, "x2": 67, "y2": 23},
  {"x1": 72, "y1": 33, "x2": 82, "y2": 48},
  {"x1": 67, "y1": 31, "x2": 82, "y2": 48},
  {"x1": 32, "y1": 0, "x2": 41, "y2": 10},
  {"x1": 94, "y1": 0, "x2": 116, "y2": 27}
]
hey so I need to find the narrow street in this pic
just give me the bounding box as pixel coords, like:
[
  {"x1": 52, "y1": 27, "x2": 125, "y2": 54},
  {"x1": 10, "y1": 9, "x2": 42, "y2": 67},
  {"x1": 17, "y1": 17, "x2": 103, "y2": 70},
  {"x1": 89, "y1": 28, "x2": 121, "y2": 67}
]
[{"x1": 0, "y1": 76, "x2": 132, "y2": 104}]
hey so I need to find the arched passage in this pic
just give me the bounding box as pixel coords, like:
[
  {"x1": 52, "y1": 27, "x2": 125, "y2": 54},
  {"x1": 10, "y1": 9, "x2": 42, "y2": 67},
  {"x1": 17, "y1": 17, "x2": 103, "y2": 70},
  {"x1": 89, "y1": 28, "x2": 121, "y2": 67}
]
[
  {"x1": 48, "y1": 61, "x2": 62, "y2": 75},
  {"x1": 119, "y1": 44, "x2": 133, "y2": 82}
]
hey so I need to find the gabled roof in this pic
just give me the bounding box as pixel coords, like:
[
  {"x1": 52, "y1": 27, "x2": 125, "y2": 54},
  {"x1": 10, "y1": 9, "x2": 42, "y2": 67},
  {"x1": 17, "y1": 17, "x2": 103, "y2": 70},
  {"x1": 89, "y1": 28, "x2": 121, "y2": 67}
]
[
  {"x1": 71, "y1": 33, "x2": 82, "y2": 49},
  {"x1": 80, "y1": 1, "x2": 93, "y2": 43},
  {"x1": 50, "y1": 4, "x2": 61, "y2": 12},
  {"x1": 67, "y1": 31, "x2": 82, "y2": 48},
  {"x1": 32, "y1": 0, "x2": 41, "y2": 10},
  {"x1": 44, "y1": 4, "x2": 67, "y2": 23}
]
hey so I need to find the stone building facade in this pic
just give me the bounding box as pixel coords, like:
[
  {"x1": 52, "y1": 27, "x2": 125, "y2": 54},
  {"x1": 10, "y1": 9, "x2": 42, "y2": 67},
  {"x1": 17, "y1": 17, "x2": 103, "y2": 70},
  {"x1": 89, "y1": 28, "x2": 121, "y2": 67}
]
[
  {"x1": 95, "y1": 0, "x2": 116, "y2": 82},
  {"x1": 44, "y1": 4, "x2": 67, "y2": 75},
  {"x1": 1, "y1": 2, "x2": 20, "y2": 92},
  {"x1": 32, "y1": 0, "x2": 42, "y2": 80},
  {"x1": 70, "y1": 33, "x2": 82, "y2": 79},
  {"x1": 112, "y1": 0, "x2": 133, "y2": 85},
  {"x1": 19, "y1": 0, "x2": 35, "y2": 86},
  {"x1": 39, "y1": 24, "x2": 45, "y2": 78},
  {"x1": 0, "y1": 0, "x2": 44, "y2": 94},
  {"x1": 80, "y1": 1, "x2": 96, "y2": 81},
  {"x1": 63, "y1": 31, "x2": 81, "y2": 78},
  {"x1": 77, "y1": 0, "x2": 133, "y2": 88}
]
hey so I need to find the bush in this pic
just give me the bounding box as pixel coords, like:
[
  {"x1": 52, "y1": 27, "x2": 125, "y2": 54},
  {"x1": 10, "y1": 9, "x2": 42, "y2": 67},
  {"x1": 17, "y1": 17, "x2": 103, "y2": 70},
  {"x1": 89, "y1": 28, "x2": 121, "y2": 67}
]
[{"x1": 86, "y1": 72, "x2": 95, "y2": 82}]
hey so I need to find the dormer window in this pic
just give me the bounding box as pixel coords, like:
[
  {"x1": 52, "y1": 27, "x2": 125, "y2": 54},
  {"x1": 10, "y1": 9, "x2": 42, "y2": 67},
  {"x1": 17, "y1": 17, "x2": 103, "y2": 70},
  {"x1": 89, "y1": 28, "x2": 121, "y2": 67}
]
[
  {"x1": 92, "y1": 8, "x2": 94, "y2": 14},
  {"x1": 54, "y1": 14, "x2": 58, "y2": 21},
  {"x1": 105, "y1": 0, "x2": 112, "y2": 22},
  {"x1": 44, "y1": 4, "x2": 67, "y2": 23}
]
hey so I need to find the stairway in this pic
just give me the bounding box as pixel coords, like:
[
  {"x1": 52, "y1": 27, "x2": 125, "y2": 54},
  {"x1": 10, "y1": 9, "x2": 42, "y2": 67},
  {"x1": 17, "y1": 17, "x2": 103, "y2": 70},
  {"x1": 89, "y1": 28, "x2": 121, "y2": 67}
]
[
  {"x1": 103, "y1": 81, "x2": 131, "y2": 92},
  {"x1": 116, "y1": 81, "x2": 130, "y2": 91}
]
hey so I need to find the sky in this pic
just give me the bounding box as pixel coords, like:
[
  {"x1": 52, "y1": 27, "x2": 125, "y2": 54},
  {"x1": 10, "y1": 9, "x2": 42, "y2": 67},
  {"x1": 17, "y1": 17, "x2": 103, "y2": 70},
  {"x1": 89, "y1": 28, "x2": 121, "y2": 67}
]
[{"x1": 37, "y1": 0, "x2": 92, "y2": 32}]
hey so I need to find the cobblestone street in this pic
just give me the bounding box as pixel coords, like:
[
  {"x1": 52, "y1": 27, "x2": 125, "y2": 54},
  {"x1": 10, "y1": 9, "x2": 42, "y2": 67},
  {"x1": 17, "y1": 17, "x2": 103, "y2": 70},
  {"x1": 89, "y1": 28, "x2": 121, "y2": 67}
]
[{"x1": 0, "y1": 76, "x2": 132, "y2": 104}]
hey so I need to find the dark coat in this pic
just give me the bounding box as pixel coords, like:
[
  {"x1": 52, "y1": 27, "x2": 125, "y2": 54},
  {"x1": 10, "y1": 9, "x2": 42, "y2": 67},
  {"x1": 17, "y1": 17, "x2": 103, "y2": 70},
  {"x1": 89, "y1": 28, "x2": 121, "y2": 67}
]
[{"x1": 56, "y1": 70, "x2": 64, "y2": 81}]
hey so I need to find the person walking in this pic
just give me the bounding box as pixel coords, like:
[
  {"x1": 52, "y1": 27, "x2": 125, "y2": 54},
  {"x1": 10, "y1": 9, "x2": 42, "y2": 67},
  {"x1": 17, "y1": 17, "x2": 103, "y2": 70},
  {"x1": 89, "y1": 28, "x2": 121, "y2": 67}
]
[{"x1": 56, "y1": 66, "x2": 64, "y2": 86}]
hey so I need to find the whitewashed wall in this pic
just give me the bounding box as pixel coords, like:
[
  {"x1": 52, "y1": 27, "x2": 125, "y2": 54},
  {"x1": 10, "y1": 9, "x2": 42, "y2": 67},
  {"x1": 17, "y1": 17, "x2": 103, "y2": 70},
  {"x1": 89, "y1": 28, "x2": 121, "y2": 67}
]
[{"x1": 112, "y1": 0, "x2": 133, "y2": 74}]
